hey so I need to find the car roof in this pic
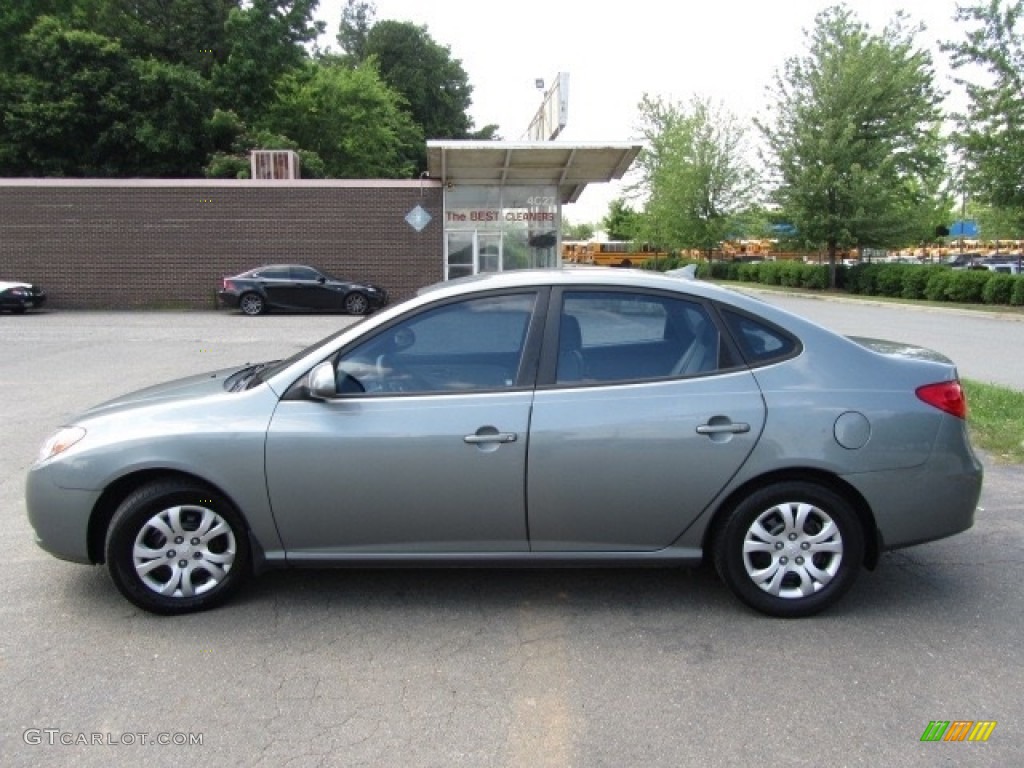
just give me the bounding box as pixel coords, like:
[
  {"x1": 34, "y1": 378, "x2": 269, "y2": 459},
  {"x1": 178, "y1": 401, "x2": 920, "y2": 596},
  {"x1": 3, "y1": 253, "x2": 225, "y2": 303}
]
[
  {"x1": 247, "y1": 264, "x2": 314, "y2": 271},
  {"x1": 417, "y1": 266, "x2": 755, "y2": 305}
]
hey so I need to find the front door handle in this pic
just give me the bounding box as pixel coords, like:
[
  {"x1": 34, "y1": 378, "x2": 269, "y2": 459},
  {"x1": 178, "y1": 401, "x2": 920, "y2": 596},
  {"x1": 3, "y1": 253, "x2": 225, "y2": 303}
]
[
  {"x1": 464, "y1": 431, "x2": 518, "y2": 445},
  {"x1": 696, "y1": 422, "x2": 750, "y2": 435}
]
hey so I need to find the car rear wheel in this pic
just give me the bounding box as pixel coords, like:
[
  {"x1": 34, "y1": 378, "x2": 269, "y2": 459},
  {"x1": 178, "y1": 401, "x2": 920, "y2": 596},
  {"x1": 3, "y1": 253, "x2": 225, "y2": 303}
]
[
  {"x1": 239, "y1": 292, "x2": 266, "y2": 316},
  {"x1": 714, "y1": 481, "x2": 864, "y2": 618},
  {"x1": 343, "y1": 292, "x2": 369, "y2": 315},
  {"x1": 105, "y1": 480, "x2": 250, "y2": 615}
]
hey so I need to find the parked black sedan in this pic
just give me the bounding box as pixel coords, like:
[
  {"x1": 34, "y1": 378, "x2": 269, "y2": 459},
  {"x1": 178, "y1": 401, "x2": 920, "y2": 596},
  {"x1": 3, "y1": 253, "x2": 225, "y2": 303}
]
[
  {"x1": 0, "y1": 280, "x2": 46, "y2": 313},
  {"x1": 218, "y1": 265, "x2": 388, "y2": 316}
]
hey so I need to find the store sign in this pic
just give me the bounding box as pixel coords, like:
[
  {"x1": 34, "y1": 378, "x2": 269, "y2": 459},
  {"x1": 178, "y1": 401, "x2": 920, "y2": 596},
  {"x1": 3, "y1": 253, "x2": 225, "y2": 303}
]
[{"x1": 446, "y1": 209, "x2": 557, "y2": 224}]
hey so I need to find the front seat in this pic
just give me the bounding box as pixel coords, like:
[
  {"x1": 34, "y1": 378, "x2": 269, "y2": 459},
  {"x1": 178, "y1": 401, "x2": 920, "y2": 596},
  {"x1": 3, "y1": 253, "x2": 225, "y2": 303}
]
[{"x1": 557, "y1": 314, "x2": 586, "y2": 383}]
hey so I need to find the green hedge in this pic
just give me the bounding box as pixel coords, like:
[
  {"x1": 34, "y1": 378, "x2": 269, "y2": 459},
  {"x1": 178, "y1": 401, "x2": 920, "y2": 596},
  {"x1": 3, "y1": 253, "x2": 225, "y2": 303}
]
[
  {"x1": 643, "y1": 257, "x2": 1024, "y2": 307},
  {"x1": 654, "y1": 259, "x2": 1024, "y2": 308}
]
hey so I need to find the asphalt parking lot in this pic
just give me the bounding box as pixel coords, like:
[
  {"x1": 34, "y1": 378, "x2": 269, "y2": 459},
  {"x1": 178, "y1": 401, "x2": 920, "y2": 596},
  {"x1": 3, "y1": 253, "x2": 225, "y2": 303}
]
[{"x1": 2, "y1": 306, "x2": 1022, "y2": 767}]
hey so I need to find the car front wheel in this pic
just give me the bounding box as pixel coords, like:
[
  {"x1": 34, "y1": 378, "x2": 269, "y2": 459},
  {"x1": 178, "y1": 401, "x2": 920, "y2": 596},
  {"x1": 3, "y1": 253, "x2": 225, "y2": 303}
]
[
  {"x1": 343, "y1": 292, "x2": 369, "y2": 315},
  {"x1": 105, "y1": 480, "x2": 251, "y2": 615},
  {"x1": 714, "y1": 481, "x2": 864, "y2": 618},
  {"x1": 239, "y1": 292, "x2": 266, "y2": 316}
]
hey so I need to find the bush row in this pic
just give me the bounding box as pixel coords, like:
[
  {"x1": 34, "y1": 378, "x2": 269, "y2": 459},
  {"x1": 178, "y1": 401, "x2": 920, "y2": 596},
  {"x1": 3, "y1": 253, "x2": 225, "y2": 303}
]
[
  {"x1": 647, "y1": 259, "x2": 1024, "y2": 306},
  {"x1": 843, "y1": 263, "x2": 1024, "y2": 305}
]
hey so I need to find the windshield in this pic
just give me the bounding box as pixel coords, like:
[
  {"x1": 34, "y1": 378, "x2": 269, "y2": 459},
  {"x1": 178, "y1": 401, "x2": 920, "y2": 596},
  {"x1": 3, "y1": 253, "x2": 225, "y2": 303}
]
[
  {"x1": 245, "y1": 324, "x2": 359, "y2": 388},
  {"x1": 244, "y1": 291, "x2": 423, "y2": 388}
]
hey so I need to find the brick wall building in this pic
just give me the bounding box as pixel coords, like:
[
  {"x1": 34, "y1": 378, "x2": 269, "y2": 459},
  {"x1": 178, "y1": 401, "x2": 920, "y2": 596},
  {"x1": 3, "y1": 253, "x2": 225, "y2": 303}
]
[{"x1": 0, "y1": 179, "x2": 444, "y2": 310}]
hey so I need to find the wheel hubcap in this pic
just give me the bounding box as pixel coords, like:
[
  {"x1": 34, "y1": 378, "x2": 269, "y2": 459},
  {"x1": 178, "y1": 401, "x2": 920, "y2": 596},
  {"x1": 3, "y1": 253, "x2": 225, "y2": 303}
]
[
  {"x1": 742, "y1": 501, "x2": 843, "y2": 598},
  {"x1": 132, "y1": 505, "x2": 236, "y2": 598},
  {"x1": 242, "y1": 296, "x2": 261, "y2": 314}
]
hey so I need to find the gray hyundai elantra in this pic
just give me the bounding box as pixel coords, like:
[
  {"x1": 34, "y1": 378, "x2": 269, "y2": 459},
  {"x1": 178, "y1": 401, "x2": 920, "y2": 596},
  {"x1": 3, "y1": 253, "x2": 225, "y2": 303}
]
[{"x1": 26, "y1": 268, "x2": 983, "y2": 617}]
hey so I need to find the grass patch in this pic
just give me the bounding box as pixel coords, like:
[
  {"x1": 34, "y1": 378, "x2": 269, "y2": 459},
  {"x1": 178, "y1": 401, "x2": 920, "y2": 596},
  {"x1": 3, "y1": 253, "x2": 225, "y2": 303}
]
[{"x1": 963, "y1": 379, "x2": 1024, "y2": 464}]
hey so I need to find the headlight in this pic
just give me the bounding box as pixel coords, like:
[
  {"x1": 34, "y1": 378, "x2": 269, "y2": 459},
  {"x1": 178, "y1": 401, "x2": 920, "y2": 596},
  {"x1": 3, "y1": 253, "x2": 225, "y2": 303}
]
[{"x1": 37, "y1": 427, "x2": 87, "y2": 463}]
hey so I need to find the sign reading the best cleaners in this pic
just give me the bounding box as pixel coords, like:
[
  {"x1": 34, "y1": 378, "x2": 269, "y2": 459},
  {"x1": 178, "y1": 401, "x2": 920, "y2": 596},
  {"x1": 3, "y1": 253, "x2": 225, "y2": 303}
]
[{"x1": 446, "y1": 209, "x2": 557, "y2": 224}]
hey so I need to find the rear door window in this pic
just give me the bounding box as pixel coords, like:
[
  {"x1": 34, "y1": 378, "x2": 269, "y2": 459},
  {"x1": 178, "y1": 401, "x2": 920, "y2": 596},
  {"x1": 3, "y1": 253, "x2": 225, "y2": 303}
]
[{"x1": 555, "y1": 291, "x2": 722, "y2": 384}]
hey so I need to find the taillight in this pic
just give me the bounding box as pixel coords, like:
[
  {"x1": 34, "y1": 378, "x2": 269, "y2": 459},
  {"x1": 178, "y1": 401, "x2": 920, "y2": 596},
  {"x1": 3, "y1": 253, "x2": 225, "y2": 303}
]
[
  {"x1": 916, "y1": 381, "x2": 967, "y2": 419},
  {"x1": 222, "y1": 279, "x2": 234, "y2": 290}
]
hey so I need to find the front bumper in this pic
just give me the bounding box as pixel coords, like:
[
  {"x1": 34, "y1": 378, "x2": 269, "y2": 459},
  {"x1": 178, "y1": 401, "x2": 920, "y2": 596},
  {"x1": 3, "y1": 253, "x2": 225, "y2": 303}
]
[
  {"x1": 2, "y1": 292, "x2": 46, "y2": 311},
  {"x1": 25, "y1": 469, "x2": 101, "y2": 564}
]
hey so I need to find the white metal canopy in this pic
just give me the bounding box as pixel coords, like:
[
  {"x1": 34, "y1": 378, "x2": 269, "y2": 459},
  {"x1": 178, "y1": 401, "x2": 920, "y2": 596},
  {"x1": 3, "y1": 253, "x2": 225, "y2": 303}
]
[{"x1": 426, "y1": 140, "x2": 641, "y2": 204}]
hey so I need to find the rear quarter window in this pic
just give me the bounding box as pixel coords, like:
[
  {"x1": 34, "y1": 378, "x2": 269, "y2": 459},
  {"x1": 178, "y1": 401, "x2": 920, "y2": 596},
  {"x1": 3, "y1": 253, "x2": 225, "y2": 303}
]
[{"x1": 720, "y1": 309, "x2": 800, "y2": 365}]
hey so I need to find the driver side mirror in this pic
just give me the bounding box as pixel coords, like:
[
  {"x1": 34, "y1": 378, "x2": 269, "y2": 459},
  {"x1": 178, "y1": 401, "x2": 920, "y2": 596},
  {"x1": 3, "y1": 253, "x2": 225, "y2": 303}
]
[{"x1": 308, "y1": 361, "x2": 337, "y2": 400}]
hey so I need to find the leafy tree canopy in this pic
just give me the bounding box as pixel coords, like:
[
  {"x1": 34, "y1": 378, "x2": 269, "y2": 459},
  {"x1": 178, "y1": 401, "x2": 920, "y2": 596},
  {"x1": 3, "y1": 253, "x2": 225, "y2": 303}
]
[
  {"x1": 633, "y1": 94, "x2": 756, "y2": 255},
  {"x1": 0, "y1": 0, "x2": 492, "y2": 179},
  {"x1": 0, "y1": 16, "x2": 212, "y2": 176},
  {"x1": 758, "y1": 4, "x2": 947, "y2": 284},
  {"x1": 943, "y1": 0, "x2": 1024, "y2": 229},
  {"x1": 266, "y1": 60, "x2": 422, "y2": 177},
  {"x1": 602, "y1": 198, "x2": 642, "y2": 242},
  {"x1": 562, "y1": 219, "x2": 596, "y2": 241}
]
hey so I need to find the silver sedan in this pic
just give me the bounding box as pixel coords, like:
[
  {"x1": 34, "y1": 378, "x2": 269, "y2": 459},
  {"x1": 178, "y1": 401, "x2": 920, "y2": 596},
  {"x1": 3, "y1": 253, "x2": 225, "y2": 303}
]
[{"x1": 26, "y1": 268, "x2": 983, "y2": 617}]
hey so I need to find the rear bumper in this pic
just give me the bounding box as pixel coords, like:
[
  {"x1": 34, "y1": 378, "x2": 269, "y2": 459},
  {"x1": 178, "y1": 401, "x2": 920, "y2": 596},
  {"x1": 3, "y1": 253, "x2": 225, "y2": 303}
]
[
  {"x1": 843, "y1": 445, "x2": 983, "y2": 551},
  {"x1": 217, "y1": 291, "x2": 242, "y2": 309}
]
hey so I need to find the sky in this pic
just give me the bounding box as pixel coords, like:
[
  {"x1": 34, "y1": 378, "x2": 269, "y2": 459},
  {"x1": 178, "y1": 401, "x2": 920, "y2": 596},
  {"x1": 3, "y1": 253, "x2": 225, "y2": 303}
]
[{"x1": 314, "y1": 0, "x2": 971, "y2": 224}]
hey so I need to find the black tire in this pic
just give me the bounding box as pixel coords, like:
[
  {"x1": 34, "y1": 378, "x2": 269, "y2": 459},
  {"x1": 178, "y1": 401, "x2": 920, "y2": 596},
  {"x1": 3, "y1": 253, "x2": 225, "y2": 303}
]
[
  {"x1": 714, "y1": 481, "x2": 864, "y2": 618},
  {"x1": 343, "y1": 292, "x2": 370, "y2": 315},
  {"x1": 239, "y1": 292, "x2": 266, "y2": 316},
  {"x1": 105, "y1": 480, "x2": 251, "y2": 615}
]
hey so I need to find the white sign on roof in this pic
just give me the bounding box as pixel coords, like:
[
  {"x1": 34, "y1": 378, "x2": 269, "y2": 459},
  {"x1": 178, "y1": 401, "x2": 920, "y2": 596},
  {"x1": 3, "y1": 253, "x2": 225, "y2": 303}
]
[{"x1": 525, "y1": 72, "x2": 569, "y2": 141}]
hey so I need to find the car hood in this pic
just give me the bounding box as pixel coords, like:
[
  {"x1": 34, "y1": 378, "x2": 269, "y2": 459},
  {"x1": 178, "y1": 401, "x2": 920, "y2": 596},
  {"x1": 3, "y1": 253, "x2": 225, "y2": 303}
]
[
  {"x1": 0, "y1": 281, "x2": 33, "y2": 291},
  {"x1": 80, "y1": 365, "x2": 247, "y2": 418},
  {"x1": 846, "y1": 336, "x2": 954, "y2": 365}
]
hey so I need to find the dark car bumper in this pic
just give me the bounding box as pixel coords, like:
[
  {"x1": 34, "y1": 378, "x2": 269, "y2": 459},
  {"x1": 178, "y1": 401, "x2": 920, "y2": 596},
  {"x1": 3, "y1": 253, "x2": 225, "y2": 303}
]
[
  {"x1": 1, "y1": 290, "x2": 46, "y2": 312},
  {"x1": 217, "y1": 290, "x2": 242, "y2": 309},
  {"x1": 367, "y1": 288, "x2": 389, "y2": 309}
]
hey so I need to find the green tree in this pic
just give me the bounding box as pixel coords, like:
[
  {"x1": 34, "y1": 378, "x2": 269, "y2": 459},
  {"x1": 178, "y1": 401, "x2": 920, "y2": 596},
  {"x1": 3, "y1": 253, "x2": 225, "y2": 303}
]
[
  {"x1": 969, "y1": 201, "x2": 1024, "y2": 241},
  {"x1": 362, "y1": 21, "x2": 497, "y2": 149},
  {"x1": 336, "y1": 0, "x2": 375, "y2": 63},
  {"x1": 0, "y1": 0, "x2": 76, "y2": 70},
  {"x1": 122, "y1": 57, "x2": 214, "y2": 175},
  {"x1": 943, "y1": 0, "x2": 1024, "y2": 230},
  {"x1": 0, "y1": 17, "x2": 130, "y2": 175},
  {"x1": 562, "y1": 219, "x2": 596, "y2": 241},
  {"x1": 212, "y1": 0, "x2": 323, "y2": 123},
  {"x1": 602, "y1": 198, "x2": 641, "y2": 241},
  {"x1": 265, "y1": 60, "x2": 422, "y2": 177},
  {"x1": 203, "y1": 108, "x2": 326, "y2": 178},
  {"x1": 76, "y1": 0, "x2": 238, "y2": 75},
  {"x1": 0, "y1": 16, "x2": 210, "y2": 176},
  {"x1": 634, "y1": 94, "x2": 756, "y2": 257},
  {"x1": 758, "y1": 5, "x2": 946, "y2": 286}
]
